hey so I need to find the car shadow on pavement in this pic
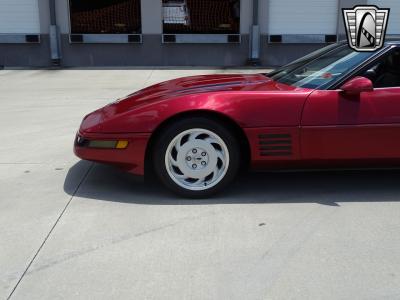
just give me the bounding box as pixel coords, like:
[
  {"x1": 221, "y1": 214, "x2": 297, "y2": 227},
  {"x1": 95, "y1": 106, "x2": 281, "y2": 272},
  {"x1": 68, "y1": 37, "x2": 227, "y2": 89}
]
[{"x1": 64, "y1": 160, "x2": 400, "y2": 206}]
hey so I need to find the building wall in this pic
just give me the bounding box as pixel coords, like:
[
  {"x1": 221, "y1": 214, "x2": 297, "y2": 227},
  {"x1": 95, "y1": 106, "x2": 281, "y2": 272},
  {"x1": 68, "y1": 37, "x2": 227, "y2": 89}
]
[
  {"x1": 0, "y1": 36, "x2": 50, "y2": 67},
  {"x1": 0, "y1": 0, "x2": 398, "y2": 67},
  {"x1": 59, "y1": 34, "x2": 250, "y2": 67},
  {"x1": 0, "y1": 0, "x2": 51, "y2": 66}
]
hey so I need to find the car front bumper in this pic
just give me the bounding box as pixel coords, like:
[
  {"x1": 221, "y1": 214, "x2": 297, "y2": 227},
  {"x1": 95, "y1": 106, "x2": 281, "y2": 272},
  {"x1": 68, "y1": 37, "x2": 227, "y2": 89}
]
[{"x1": 74, "y1": 131, "x2": 151, "y2": 175}]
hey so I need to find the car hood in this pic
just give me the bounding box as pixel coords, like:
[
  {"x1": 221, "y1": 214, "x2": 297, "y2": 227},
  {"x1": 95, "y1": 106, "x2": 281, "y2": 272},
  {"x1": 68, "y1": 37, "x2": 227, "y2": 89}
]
[
  {"x1": 110, "y1": 73, "x2": 299, "y2": 109},
  {"x1": 80, "y1": 74, "x2": 302, "y2": 132},
  {"x1": 118, "y1": 73, "x2": 272, "y2": 105}
]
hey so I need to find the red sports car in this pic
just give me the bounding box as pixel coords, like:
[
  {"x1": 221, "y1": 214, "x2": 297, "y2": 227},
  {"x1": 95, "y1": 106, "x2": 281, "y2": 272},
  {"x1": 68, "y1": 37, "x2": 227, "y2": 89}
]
[{"x1": 75, "y1": 41, "x2": 400, "y2": 197}]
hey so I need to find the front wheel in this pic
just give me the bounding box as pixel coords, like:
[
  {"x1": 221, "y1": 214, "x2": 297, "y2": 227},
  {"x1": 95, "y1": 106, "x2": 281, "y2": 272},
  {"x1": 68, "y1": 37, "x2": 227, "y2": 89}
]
[{"x1": 153, "y1": 117, "x2": 240, "y2": 198}]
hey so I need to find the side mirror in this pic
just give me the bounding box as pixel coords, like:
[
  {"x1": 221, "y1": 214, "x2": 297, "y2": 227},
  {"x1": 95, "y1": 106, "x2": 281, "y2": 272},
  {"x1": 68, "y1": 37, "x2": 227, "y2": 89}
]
[
  {"x1": 364, "y1": 69, "x2": 377, "y2": 79},
  {"x1": 340, "y1": 76, "x2": 374, "y2": 95}
]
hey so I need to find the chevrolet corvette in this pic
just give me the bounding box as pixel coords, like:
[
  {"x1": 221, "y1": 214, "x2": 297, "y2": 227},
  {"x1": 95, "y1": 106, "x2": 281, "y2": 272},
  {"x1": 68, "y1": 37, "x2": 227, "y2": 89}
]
[{"x1": 75, "y1": 41, "x2": 400, "y2": 197}]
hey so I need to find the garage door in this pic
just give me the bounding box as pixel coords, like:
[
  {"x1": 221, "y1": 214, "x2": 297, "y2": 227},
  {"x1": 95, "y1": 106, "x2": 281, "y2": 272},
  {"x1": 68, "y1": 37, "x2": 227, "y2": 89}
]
[
  {"x1": 368, "y1": 0, "x2": 400, "y2": 34},
  {"x1": 268, "y1": 0, "x2": 338, "y2": 34},
  {"x1": 0, "y1": 0, "x2": 40, "y2": 34}
]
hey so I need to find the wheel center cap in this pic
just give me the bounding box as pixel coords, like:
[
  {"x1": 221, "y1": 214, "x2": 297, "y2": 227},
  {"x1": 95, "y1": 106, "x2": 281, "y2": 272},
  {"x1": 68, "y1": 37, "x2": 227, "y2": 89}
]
[{"x1": 185, "y1": 147, "x2": 209, "y2": 170}]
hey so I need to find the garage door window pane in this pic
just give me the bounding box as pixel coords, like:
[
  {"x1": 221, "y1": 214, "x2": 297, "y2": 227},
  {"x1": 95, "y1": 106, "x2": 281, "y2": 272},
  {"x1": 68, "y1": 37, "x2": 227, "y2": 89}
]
[
  {"x1": 162, "y1": 0, "x2": 240, "y2": 34},
  {"x1": 69, "y1": 0, "x2": 141, "y2": 34}
]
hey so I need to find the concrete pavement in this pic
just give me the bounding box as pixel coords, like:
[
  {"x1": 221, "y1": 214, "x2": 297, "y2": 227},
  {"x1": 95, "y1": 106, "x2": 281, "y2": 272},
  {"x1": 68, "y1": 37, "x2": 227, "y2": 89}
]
[{"x1": 1, "y1": 68, "x2": 400, "y2": 300}]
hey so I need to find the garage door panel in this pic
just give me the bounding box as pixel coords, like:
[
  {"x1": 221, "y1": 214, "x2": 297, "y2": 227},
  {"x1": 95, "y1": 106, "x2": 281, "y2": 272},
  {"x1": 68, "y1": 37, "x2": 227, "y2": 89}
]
[
  {"x1": 0, "y1": 0, "x2": 40, "y2": 34},
  {"x1": 269, "y1": 0, "x2": 338, "y2": 35},
  {"x1": 368, "y1": 0, "x2": 400, "y2": 34}
]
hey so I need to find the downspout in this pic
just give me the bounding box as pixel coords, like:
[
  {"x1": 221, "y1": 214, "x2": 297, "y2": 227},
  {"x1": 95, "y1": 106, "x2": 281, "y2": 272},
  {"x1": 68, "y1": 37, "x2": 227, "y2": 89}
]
[
  {"x1": 49, "y1": 0, "x2": 61, "y2": 66},
  {"x1": 248, "y1": 0, "x2": 260, "y2": 65}
]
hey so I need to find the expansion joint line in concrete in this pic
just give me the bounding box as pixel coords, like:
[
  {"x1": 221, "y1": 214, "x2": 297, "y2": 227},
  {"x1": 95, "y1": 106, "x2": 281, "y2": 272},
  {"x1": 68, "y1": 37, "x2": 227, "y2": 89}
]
[{"x1": 6, "y1": 162, "x2": 94, "y2": 300}]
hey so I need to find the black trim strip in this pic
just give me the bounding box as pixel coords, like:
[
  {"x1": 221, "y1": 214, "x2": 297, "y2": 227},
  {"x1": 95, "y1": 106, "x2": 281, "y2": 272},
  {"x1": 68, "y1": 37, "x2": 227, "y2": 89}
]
[
  {"x1": 259, "y1": 146, "x2": 292, "y2": 151},
  {"x1": 259, "y1": 140, "x2": 292, "y2": 145},
  {"x1": 260, "y1": 152, "x2": 292, "y2": 156},
  {"x1": 259, "y1": 134, "x2": 291, "y2": 139}
]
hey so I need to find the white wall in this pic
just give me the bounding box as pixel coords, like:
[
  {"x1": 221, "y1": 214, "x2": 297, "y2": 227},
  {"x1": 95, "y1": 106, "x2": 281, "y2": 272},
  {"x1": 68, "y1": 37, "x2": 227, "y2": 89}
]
[{"x1": 0, "y1": 0, "x2": 40, "y2": 34}]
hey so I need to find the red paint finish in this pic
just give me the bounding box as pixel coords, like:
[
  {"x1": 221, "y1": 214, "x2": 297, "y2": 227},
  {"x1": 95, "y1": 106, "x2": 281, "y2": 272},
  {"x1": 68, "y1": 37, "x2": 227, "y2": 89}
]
[
  {"x1": 74, "y1": 72, "x2": 400, "y2": 176},
  {"x1": 302, "y1": 87, "x2": 400, "y2": 160},
  {"x1": 94, "y1": 74, "x2": 311, "y2": 133},
  {"x1": 340, "y1": 76, "x2": 374, "y2": 94}
]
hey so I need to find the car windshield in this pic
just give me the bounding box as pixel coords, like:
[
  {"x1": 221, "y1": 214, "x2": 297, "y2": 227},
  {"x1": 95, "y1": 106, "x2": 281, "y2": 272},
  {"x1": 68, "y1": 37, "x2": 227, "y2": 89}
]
[
  {"x1": 269, "y1": 45, "x2": 375, "y2": 89},
  {"x1": 266, "y1": 43, "x2": 343, "y2": 78}
]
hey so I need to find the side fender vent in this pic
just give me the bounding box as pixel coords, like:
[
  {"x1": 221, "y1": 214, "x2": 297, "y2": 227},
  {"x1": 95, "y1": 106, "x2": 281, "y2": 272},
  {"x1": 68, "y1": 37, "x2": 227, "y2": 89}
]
[{"x1": 258, "y1": 134, "x2": 292, "y2": 157}]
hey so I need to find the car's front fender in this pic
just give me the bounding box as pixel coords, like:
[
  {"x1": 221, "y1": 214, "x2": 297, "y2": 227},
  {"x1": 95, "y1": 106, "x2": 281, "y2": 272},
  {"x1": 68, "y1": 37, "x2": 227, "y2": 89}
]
[{"x1": 98, "y1": 91, "x2": 311, "y2": 133}]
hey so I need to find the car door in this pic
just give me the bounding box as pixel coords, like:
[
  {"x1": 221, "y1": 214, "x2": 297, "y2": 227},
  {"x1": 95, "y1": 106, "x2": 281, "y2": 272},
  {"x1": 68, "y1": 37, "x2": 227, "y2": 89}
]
[{"x1": 301, "y1": 47, "x2": 400, "y2": 162}]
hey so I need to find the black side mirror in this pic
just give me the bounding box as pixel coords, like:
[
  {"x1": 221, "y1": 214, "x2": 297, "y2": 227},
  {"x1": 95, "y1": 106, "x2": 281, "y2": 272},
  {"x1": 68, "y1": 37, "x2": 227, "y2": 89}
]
[{"x1": 364, "y1": 69, "x2": 377, "y2": 80}]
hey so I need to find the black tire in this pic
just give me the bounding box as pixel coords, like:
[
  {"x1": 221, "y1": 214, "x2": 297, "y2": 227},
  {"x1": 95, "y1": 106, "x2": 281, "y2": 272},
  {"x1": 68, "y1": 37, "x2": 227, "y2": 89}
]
[{"x1": 152, "y1": 117, "x2": 241, "y2": 198}]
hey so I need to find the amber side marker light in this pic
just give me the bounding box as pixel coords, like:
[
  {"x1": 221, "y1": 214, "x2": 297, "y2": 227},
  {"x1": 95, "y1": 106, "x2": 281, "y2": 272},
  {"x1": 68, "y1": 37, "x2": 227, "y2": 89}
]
[{"x1": 115, "y1": 140, "x2": 129, "y2": 149}]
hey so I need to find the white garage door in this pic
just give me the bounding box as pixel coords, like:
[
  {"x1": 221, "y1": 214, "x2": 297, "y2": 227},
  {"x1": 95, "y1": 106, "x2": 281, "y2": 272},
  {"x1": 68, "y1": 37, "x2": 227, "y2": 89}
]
[
  {"x1": 268, "y1": 0, "x2": 338, "y2": 34},
  {"x1": 368, "y1": 0, "x2": 400, "y2": 34},
  {"x1": 0, "y1": 0, "x2": 40, "y2": 34}
]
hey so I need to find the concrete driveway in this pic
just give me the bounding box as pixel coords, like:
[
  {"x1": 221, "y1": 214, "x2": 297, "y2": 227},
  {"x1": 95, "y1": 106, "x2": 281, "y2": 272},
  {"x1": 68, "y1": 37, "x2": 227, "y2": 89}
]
[{"x1": 1, "y1": 68, "x2": 400, "y2": 300}]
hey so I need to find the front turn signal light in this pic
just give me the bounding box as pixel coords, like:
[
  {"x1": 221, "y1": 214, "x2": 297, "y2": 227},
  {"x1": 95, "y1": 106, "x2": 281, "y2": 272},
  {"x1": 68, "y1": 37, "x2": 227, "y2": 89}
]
[{"x1": 116, "y1": 140, "x2": 129, "y2": 149}]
